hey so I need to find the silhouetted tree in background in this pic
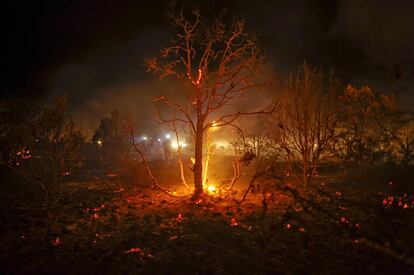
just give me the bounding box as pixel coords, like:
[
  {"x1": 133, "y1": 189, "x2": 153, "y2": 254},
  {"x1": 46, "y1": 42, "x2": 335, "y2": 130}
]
[
  {"x1": 337, "y1": 85, "x2": 413, "y2": 167},
  {"x1": 92, "y1": 111, "x2": 131, "y2": 171},
  {"x1": 277, "y1": 63, "x2": 340, "y2": 186},
  {"x1": 0, "y1": 96, "x2": 85, "y2": 209}
]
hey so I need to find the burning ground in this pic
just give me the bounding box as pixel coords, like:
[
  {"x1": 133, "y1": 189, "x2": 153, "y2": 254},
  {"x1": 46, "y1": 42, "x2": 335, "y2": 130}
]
[{"x1": 0, "y1": 159, "x2": 413, "y2": 274}]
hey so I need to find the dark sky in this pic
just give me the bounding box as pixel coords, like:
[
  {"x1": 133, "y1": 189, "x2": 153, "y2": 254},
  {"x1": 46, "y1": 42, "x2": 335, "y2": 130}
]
[{"x1": 2, "y1": 0, "x2": 414, "y2": 133}]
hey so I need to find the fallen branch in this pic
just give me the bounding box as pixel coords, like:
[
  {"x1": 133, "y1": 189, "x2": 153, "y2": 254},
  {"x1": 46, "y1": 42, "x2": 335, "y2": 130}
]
[
  {"x1": 237, "y1": 165, "x2": 272, "y2": 203},
  {"x1": 228, "y1": 157, "x2": 241, "y2": 190},
  {"x1": 125, "y1": 120, "x2": 176, "y2": 197}
]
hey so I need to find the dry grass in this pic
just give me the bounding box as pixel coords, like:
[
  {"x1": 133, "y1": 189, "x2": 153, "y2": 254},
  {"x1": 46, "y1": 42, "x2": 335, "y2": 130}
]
[{"x1": 0, "y1": 162, "x2": 413, "y2": 274}]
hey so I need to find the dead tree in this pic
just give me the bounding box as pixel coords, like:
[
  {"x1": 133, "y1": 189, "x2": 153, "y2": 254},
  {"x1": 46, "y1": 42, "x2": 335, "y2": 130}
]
[
  {"x1": 147, "y1": 8, "x2": 273, "y2": 200},
  {"x1": 279, "y1": 63, "x2": 339, "y2": 187},
  {"x1": 0, "y1": 96, "x2": 85, "y2": 210}
]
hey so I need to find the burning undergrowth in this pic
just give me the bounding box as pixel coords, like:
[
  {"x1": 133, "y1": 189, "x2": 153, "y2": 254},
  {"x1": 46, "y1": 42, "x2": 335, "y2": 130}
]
[{"x1": 1, "y1": 168, "x2": 413, "y2": 274}]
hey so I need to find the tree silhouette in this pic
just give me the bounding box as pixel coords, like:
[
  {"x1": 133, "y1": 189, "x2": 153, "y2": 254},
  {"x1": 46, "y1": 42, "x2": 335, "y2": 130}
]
[
  {"x1": 146, "y1": 8, "x2": 273, "y2": 200},
  {"x1": 0, "y1": 96, "x2": 85, "y2": 208},
  {"x1": 278, "y1": 63, "x2": 339, "y2": 186}
]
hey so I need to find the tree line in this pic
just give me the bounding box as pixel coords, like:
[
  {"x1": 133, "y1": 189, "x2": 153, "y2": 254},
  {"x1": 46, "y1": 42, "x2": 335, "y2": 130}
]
[{"x1": 0, "y1": 8, "x2": 413, "y2": 204}]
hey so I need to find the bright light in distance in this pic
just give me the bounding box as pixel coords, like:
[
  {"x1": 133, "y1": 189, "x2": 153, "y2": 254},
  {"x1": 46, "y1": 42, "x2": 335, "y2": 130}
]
[
  {"x1": 171, "y1": 140, "x2": 187, "y2": 148},
  {"x1": 215, "y1": 140, "x2": 230, "y2": 148},
  {"x1": 97, "y1": 140, "x2": 103, "y2": 146},
  {"x1": 142, "y1": 136, "x2": 148, "y2": 141},
  {"x1": 157, "y1": 138, "x2": 162, "y2": 142},
  {"x1": 165, "y1": 134, "x2": 171, "y2": 139}
]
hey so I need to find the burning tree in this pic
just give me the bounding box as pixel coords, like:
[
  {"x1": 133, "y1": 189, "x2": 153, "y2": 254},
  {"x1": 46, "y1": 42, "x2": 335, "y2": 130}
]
[{"x1": 146, "y1": 8, "x2": 272, "y2": 199}]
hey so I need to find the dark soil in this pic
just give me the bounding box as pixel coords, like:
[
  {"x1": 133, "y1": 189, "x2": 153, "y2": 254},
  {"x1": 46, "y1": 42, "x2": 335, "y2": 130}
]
[{"x1": 0, "y1": 163, "x2": 413, "y2": 274}]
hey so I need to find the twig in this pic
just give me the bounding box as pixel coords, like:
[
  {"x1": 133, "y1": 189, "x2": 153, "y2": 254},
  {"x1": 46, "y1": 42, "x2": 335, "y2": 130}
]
[
  {"x1": 237, "y1": 164, "x2": 272, "y2": 203},
  {"x1": 125, "y1": 120, "x2": 176, "y2": 197}
]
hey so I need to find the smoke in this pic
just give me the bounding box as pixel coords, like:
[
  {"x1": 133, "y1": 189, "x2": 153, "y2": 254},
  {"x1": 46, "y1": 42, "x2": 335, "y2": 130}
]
[{"x1": 5, "y1": 0, "x2": 414, "y2": 137}]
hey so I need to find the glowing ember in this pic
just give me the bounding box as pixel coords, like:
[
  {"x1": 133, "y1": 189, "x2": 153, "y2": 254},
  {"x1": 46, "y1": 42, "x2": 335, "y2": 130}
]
[
  {"x1": 230, "y1": 217, "x2": 239, "y2": 226},
  {"x1": 382, "y1": 194, "x2": 413, "y2": 209},
  {"x1": 62, "y1": 171, "x2": 71, "y2": 176},
  {"x1": 176, "y1": 213, "x2": 183, "y2": 222},
  {"x1": 169, "y1": 235, "x2": 178, "y2": 241},
  {"x1": 126, "y1": 247, "x2": 141, "y2": 254},
  {"x1": 52, "y1": 237, "x2": 61, "y2": 246}
]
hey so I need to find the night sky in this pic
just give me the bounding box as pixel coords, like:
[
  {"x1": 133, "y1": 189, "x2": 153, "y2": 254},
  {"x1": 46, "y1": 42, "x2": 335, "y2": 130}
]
[{"x1": 2, "y1": 0, "x2": 414, "y2": 134}]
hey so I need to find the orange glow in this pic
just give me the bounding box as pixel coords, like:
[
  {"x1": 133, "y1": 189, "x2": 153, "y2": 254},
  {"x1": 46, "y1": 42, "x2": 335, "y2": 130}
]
[
  {"x1": 106, "y1": 172, "x2": 118, "y2": 178},
  {"x1": 230, "y1": 217, "x2": 239, "y2": 227},
  {"x1": 176, "y1": 213, "x2": 183, "y2": 222},
  {"x1": 52, "y1": 237, "x2": 61, "y2": 246},
  {"x1": 171, "y1": 140, "x2": 187, "y2": 149},
  {"x1": 205, "y1": 183, "x2": 218, "y2": 195},
  {"x1": 207, "y1": 184, "x2": 216, "y2": 193},
  {"x1": 195, "y1": 69, "x2": 202, "y2": 85},
  {"x1": 126, "y1": 247, "x2": 141, "y2": 254}
]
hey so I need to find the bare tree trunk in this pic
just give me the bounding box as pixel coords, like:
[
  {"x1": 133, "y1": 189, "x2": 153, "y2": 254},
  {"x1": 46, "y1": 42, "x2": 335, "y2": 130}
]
[
  {"x1": 311, "y1": 158, "x2": 318, "y2": 181},
  {"x1": 303, "y1": 160, "x2": 310, "y2": 187},
  {"x1": 202, "y1": 126, "x2": 212, "y2": 187},
  {"x1": 193, "y1": 118, "x2": 204, "y2": 199}
]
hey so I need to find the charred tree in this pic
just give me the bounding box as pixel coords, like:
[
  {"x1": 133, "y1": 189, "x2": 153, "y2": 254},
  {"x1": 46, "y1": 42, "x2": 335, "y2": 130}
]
[{"x1": 147, "y1": 7, "x2": 272, "y2": 200}]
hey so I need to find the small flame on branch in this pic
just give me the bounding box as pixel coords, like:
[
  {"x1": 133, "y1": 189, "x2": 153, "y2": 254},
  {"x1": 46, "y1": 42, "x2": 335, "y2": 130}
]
[
  {"x1": 206, "y1": 184, "x2": 217, "y2": 194},
  {"x1": 193, "y1": 69, "x2": 202, "y2": 86}
]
